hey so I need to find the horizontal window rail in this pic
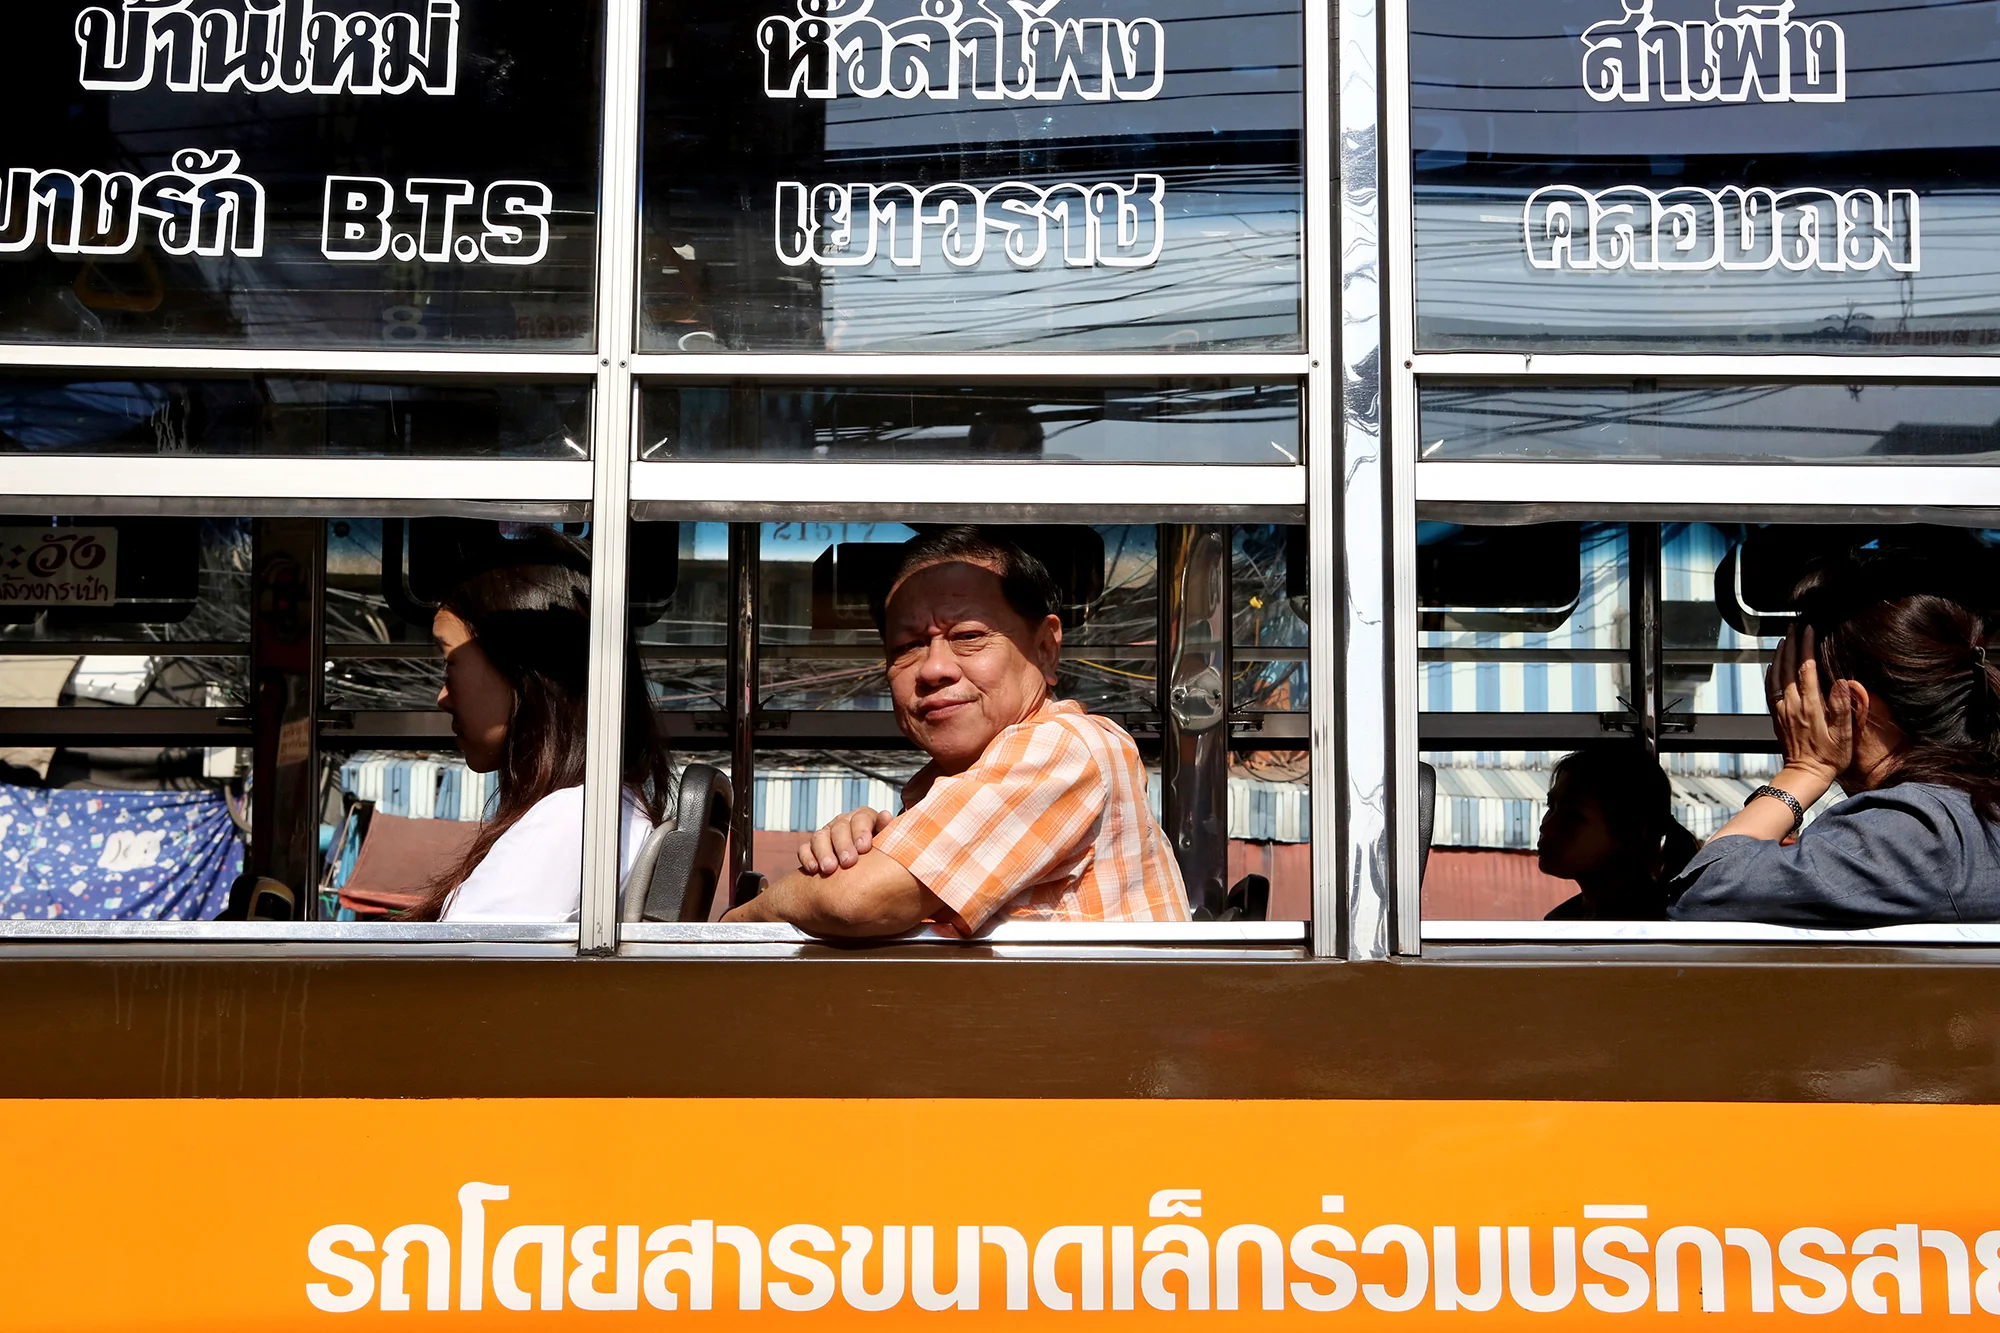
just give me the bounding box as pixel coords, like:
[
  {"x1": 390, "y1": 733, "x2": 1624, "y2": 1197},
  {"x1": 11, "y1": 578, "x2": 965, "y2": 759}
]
[
  {"x1": 630, "y1": 353, "x2": 1312, "y2": 379},
  {"x1": 0, "y1": 921, "x2": 578, "y2": 944},
  {"x1": 0, "y1": 347, "x2": 601, "y2": 377},
  {"x1": 654, "y1": 709, "x2": 1308, "y2": 748},
  {"x1": 0, "y1": 457, "x2": 595, "y2": 505},
  {"x1": 1412, "y1": 354, "x2": 2000, "y2": 381},
  {"x1": 1420, "y1": 711, "x2": 1779, "y2": 751},
  {"x1": 1426, "y1": 920, "x2": 2000, "y2": 946},
  {"x1": 638, "y1": 643, "x2": 1308, "y2": 663},
  {"x1": 621, "y1": 921, "x2": 1309, "y2": 946},
  {"x1": 630, "y1": 462, "x2": 1306, "y2": 522},
  {"x1": 1416, "y1": 463, "x2": 2000, "y2": 513}
]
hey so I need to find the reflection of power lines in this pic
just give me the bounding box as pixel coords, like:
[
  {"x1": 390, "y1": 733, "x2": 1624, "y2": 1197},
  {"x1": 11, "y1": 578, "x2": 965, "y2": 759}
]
[{"x1": 1421, "y1": 385, "x2": 2000, "y2": 462}]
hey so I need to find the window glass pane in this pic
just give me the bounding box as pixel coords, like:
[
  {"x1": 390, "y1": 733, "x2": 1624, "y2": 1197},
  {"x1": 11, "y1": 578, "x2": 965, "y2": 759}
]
[
  {"x1": 0, "y1": 377, "x2": 591, "y2": 458},
  {"x1": 1663, "y1": 522, "x2": 1780, "y2": 718},
  {"x1": 641, "y1": 0, "x2": 1303, "y2": 353},
  {"x1": 4, "y1": 3, "x2": 602, "y2": 349},
  {"x1": 1419, "y1": 521, "x2": 1631, "y2": 723},
  {"x1": 1411, "y1": 0, "x2": 1994, "y2": 353},
  {"x1": 0, "y1": 511, "x2": 621, "y2": 927},
  {"x1": 1422, "y1": 382, "x2": 2000, "y2": 464},
  {"x1": 1232, "y1": 524, "x2": 1307, "y2": 713},
  {"x1": 1410, "y1": 518, "x2": 2000, "y2": 928},
  {"x1": 641, "y1": 381, "x2": 1300, "y2": 463},
  {"x1": 627, "y1": 519, "x2": 1312, "y2": 931}
]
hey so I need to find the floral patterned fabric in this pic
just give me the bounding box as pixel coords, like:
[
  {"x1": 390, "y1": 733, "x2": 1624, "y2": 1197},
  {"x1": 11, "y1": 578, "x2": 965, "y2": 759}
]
[{"x1": 0, "y1": 785, "x2": 241, "y2": 920}]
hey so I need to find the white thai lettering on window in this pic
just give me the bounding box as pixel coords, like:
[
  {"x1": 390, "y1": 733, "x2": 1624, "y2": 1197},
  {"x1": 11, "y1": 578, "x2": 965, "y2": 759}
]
[
  {"x1": 1522, "y1": 184, "x2": 1920, "y2": 274},
  {"x1": 1580, "y1": 0, "x2": 1845, "y2": 104},
  {"x1": 76, "y1": 0, "x2": 460, "y2": 96},
  {"x1": 0, "y1": 150, "x2": 265, "y2": 259},
  {"x1": 757, "y1": 0, "x2": 1165, "y2": 102},
  {"x1": 321, "y1": 177, "x2": 554, "y2": 266},
  {"x1": 775, "y1": 175, "x2": 1166, "y2": 271}
]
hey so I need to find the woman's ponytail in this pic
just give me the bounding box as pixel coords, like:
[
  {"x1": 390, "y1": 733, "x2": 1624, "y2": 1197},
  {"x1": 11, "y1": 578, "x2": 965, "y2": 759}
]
[{"x1": 1974, "y1": 631, "x2": 2000, "y2": 756}]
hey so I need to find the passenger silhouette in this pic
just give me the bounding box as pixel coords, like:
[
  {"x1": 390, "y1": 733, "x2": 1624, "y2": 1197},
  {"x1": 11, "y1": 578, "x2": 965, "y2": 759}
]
[{"x1": 1539, "y1": 744, "x2": 1699, "y2": 921}]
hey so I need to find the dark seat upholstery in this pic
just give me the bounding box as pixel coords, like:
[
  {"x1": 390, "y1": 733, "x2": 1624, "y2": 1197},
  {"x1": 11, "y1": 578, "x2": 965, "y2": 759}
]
[
  {"x1": 1417, "y1": 760, "x2": 1438, "y2": 887},
  {"x1": 621, "y1": 764, "x2": 734, "y2": 923}
]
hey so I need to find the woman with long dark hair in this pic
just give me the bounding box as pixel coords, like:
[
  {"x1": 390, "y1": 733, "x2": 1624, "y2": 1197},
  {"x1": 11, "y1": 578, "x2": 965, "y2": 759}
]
[
  {"x1": 1538, "y1": 744, "x2": 1699, "y2": 920},
  {"x1": 1669, "y1": 552, "x2": 2000, "y2": 926},
  {"x1": 405, "y1": 529, "x2": 672, "y2": 922}
]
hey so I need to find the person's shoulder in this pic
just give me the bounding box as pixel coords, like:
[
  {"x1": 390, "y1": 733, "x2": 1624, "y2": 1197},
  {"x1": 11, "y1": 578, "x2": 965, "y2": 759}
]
[
  {"x1": 1830, "y1": 782, "x2": 1978, "y2": 824},
  {"x1": 1027, "y1": 701, "x2": 1140, "y2": 766},
  {"x1": 502, "y1": 785, "x2": 585, "y2": 838}
]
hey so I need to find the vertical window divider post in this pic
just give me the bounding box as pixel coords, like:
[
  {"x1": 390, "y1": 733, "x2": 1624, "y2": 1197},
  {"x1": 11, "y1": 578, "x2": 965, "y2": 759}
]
[
  {"x1": 1326, "y1": 0, "x2": 1392, "y2": 958},
  {"x1": 1381, "y1": 0, "x2": 1421, "y2": 956},
  {"x1": 580, "y1": 0, "x2": 647, "y2": 956}
]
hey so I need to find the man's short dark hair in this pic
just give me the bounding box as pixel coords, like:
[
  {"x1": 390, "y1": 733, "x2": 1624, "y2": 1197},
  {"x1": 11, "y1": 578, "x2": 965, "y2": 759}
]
[{"x1": 878, "y1": 526, "x2": 1062, "y2": 629}]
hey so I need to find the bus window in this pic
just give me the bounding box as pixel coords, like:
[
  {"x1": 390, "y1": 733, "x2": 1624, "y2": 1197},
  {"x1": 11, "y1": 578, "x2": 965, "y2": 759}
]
[
  {"x1": 625, "y1": 520, "x2": 1313, "y2": 938},
  {"x1": 1416, "y1": 520, "x2": 2000, "y2": 932},
  {"x1": 0, "y1": 510, "x2": 638, "y2": 931}
]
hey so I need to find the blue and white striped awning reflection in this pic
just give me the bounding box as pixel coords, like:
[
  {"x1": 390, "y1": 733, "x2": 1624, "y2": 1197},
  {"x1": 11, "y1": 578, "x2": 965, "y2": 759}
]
[
  {"x1": 1427, "y1": 752, "x2": 1836, "y2": 852},
  {"x1": 751, "y1": 769, "x2": 1311, "y2": 844}
]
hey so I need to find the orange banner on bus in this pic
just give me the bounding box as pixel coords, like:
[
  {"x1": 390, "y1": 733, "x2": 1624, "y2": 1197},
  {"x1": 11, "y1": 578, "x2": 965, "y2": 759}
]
[{"x1": 3, "y1": 1098, "x2": 1995, "y2": 1328}]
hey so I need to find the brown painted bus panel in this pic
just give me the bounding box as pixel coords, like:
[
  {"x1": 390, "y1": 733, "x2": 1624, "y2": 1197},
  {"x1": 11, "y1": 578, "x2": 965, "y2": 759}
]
[{"x1": 1, "y1": 953, "x2": 1997, "y2": 1102}]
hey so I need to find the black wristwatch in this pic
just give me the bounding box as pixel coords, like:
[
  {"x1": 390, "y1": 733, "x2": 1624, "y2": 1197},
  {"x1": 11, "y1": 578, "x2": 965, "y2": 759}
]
[{"x1": 1746, "y1": 784, "x2": 1805, "y2": 839}]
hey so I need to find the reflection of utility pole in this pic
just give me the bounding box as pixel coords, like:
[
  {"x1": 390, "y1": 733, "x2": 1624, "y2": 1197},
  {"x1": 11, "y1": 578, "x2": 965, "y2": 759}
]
[
  {"x1": 725, "y1": 523, "x2": 760, "y2": 887},
  {"x1": 1158, "y1": 524, "x2": 1231, "y2": 918},
  {"x1": 1628, "y1": 523, "x2": 1662, "y2": 758},
  {"x1": 247, "y1": 518, "x2": 325, "y2": 906}
]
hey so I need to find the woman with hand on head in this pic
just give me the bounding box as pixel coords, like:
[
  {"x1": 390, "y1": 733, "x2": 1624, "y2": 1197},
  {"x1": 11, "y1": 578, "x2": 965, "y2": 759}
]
[
  {"x1": 1538, "y1": 744, "x2": 1699, "y2": 921},
  {"x1": 1668, "y1": 554, "x2": 2000, "y2": 927},
  {"x1": 404, "y1": 528, "x2": 672, "y2": 923}
]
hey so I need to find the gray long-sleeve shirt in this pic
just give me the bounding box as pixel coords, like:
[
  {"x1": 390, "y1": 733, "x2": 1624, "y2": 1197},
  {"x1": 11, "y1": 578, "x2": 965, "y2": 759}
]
[{"x1": 1667, "y1": 783, "x2": 2000, "y2": 928}]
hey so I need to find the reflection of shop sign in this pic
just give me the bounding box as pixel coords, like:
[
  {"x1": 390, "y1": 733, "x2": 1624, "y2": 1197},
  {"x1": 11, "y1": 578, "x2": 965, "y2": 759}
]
[
  {"x1": 1524, "y1": 185, "x2": 1920, "y2": 275},
  {"x1": 0, "y1": 529, "x2": 117, "y2": 607},
  {"x1": 777, "y1": 176, "x2": 1166, "y2": 271},
  {"x1": 77, "y1": 0, "x2": 460, "y2": 96},
  {"x1": 321, "y1": 177, "x2": 555, "y2": 266},
  {"x1": 758, "y1": 0, "x2": 1165, "y2": 102},
  {"x1": 1581, "y1": 0, "x2": 1845, "y2": 104},
  {"x1": 0, "y1": 149, "x2": 264, "y2": 258}
]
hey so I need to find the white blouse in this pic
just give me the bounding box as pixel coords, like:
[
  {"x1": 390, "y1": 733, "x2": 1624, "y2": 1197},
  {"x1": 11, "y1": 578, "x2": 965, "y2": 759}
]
[{"x1": 440, "y1": 786, "x2": 654, "y2": 922}]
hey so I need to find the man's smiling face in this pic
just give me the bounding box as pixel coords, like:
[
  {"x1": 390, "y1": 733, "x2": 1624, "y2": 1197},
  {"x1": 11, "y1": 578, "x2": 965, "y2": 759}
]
[{"x1": 882, "y1": 560, "x2": 1062, "y2": 774}]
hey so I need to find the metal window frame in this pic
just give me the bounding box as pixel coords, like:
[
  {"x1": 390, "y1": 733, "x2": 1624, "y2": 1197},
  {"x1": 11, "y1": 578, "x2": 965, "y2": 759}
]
[
  {"x1": 0, "y1": 0, "x2": 1340, "y2": 959},
  {"x1": 610, "y1": 0, "x2": 1341, "y2": 956},
  {"x1": 1380, "y1": 0, "x2": 2000, "y2": 954}
]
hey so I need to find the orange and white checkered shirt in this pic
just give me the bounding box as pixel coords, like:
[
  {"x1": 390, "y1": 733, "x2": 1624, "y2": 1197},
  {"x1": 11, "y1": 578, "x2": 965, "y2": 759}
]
[{"x1": 873, "y1": 699, "x2": 1190, "y2": 934}]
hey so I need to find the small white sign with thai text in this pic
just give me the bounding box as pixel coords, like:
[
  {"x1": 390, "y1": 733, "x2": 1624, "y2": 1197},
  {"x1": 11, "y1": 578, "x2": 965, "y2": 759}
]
[{"x1": 0, "y1": 529, "x2": 118, "y2": 607}]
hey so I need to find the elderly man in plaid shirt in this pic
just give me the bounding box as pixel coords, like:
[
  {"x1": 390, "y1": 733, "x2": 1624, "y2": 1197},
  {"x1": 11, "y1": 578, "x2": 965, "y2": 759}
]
[{"x1": 724, "y1": 527, "x2": 1189, "y2": 937}]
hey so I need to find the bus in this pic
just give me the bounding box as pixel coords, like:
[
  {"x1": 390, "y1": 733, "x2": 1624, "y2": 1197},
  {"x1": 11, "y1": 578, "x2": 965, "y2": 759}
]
[{"x1": 0, "y1": 0, "x2": 1995, "y2": 1325}]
